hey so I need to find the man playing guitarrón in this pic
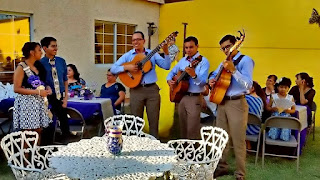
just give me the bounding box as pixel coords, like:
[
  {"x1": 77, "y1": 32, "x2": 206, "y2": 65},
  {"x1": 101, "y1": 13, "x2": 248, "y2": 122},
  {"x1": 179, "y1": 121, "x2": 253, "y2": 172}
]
[
  {"x1": 209, "y1": 34, "x2": 254, "y2": 180},
  {"x1": 167, "y1": 36, "x2": 209, "y2": 139},
  {"x1": 111, "y1": 31, "x2": 170, "y2": 139}
]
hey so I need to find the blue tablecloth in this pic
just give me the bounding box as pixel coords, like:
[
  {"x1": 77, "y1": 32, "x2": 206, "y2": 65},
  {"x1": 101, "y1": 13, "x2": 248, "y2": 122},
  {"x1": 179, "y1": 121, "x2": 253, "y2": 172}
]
[
  {"x1": 0, "y1": 97, "x2": 112, "y2": 123},
  {"x1": 0, "y1": 98, "x2": 14, "y2": 113}
]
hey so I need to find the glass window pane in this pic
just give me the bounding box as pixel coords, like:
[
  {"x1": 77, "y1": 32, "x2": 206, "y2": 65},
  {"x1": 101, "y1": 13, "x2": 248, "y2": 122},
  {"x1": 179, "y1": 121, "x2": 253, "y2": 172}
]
[
  {"x1": 126, "y1": 36, "x2": 132, "y2": 44},
  {"x1": 95, "y1": 22, "x2": 103, "y2": 33},
  {"x1": 95, "y1": 34, "x2": 103, "y2": 44},
  {"x1": 127, "y1": 25, "x2": 135, "y2": 35},
  {"x1": 103, "y1": 45, "x2": 113, "y2": 53},
  {"x1": 117, "y1": 45, "x2": 126, "y2": 54},
  {"x1": 0, "y1": 73, "x2": 14, "y2": 84},
  {"x1": 117, "y1": 35, "x2": 125, "y2": 44},
  {"x1": 126, "y1": 45, "x2": 133, "y2": 51},
  {"x1": 95, "y1": 55, "x2": 102, "y2": 64},
  {"x1": 104, "y1": 55, "x2": 113, "y2": 64},
  {"x1": 104, "y1": 23, "x2": 113, "y2": 33},
  {"x1": 104, "y1": 35, "x2": 113, "y2": 44},
  {"x1": 117, "y1": 24, "x2": 125, "y2": 34},
  {"x1": 95, "y1": 44, "x2": 103, "y2": 54}
]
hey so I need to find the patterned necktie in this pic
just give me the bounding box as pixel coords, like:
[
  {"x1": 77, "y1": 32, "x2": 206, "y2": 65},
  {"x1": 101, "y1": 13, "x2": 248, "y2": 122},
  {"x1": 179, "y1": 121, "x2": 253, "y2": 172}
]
[{"x1": 49, "y1": 58, "x2": 61, "y2": 100}]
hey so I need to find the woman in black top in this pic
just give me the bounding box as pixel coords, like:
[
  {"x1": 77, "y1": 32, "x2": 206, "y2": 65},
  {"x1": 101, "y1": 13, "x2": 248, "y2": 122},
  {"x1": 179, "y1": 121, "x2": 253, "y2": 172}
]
[
  {"x1": 13, "y1": 42, "x2": 52, "y2": 142},
  {"x1": 67, "y1": 64, "x2": 86, "y2": 95},
  {"x1": 289, "y1": 72, "x2": 315, "y2": 126}
]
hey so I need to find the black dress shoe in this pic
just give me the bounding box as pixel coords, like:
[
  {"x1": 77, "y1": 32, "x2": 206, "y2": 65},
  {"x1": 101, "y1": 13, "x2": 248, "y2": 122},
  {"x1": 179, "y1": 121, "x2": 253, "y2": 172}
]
[{"x1": 213, "y1": 169, "x2": 229, "y2": 178}]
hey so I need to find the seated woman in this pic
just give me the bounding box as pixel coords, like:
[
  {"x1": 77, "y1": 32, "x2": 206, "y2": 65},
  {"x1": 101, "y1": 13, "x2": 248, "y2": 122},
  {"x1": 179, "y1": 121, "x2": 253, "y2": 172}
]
[
  {"x1": 262, "y1": 75, "x2": 278, "y2": 120},
  {"x1": 246, "y1": 81, "x2": 266, "y2": 135},
  {"x1": 266, "y1": 77, "x2": 296, "y2": 141},
  {"x1": 100, "y1": 69, "x2": 126, "y2": 114},
  {"x1": 67, "y1": 64, "x2": 86, "y2": 95},
  {"x1": 263, "y1": 75, "x2": 278, "y2": 104},
  {"x1": 289, "y1": 72, "x2": 315, "y2": 126}
]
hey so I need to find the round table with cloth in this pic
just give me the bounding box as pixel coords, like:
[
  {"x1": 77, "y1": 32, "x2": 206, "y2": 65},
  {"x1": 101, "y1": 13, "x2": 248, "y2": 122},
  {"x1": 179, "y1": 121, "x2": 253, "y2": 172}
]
[{"x1": 49, "y1": 136, "x2": 177, "y2": 180}]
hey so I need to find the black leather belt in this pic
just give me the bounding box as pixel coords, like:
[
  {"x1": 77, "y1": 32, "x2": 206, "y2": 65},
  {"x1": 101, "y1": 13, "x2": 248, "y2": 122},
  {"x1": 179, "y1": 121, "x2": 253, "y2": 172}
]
[
  {"x1": 139, "y1": 83, "x2": 156, "y2": 87},
  {"x1": 223, "y1": 94, "x2": 245, "y2": 101},
  {"x1": 185, "y1": 92, "x2": 201, "y2": 96}
]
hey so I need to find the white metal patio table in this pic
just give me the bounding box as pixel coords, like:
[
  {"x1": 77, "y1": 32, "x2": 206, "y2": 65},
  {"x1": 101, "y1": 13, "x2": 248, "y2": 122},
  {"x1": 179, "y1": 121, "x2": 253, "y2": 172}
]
[{"x1": 49, "y1": 136, "x2": 177, "y2": 180}]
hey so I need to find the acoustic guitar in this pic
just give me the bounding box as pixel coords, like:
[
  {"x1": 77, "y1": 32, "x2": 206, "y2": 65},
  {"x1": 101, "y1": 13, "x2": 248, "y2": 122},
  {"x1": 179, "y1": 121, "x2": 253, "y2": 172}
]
[
  {"x1": 170, "y1": 56, "x2": 202, "y2": 103},
  {"x1": 209, "y1": 30, "x2": 245, "y2": 104},
  {"x1": 118, "y1": 31, "x2": 178, "y2": 88}
]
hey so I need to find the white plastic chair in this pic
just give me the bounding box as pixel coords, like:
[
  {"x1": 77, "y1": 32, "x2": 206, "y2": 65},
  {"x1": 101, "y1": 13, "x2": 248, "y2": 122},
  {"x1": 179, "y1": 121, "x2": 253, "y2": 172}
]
[
  {"x1": 0, "y1": 131, "x2": 70, "y2": 179},
  {"x1": 104, "y1": 114, "x2": 157, "y2": 140},
  {"x1": 168, "y1": 126, "x2": 229, "y2": 180}
]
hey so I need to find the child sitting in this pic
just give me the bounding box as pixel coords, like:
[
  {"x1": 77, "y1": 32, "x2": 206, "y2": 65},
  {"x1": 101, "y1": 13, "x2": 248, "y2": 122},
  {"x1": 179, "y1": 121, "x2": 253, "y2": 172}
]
[{"x1": 266, "y1": 77, "x2": 296, "y2": 141}]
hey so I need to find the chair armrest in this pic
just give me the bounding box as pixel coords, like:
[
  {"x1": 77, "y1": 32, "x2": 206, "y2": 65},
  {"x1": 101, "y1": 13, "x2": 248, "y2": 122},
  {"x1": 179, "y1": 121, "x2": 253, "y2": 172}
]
[{"x1": 8, "y1": 162, "x2": 42, "y2": 173}]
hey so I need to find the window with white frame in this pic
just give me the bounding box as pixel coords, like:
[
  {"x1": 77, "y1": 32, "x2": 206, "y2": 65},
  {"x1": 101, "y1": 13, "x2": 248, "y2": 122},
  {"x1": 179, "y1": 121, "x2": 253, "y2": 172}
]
[
  {"x1": 94, "y1": 21, "x2": 136, "y2": 64},
  {"x1": 0, "y1": 12, "x2": 31, "y2": 83}
]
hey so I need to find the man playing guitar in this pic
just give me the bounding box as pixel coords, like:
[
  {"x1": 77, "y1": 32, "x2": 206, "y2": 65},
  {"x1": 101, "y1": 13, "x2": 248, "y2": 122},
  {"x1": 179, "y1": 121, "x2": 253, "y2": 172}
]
[
  {"x1": 167, "y1": 36, "x2": 209, "y2": 139},
  {"x1": 209, "y1": 34, "x2": 254, "y2": 180},
  {"x1": 110, "y1": 31, "x2": 170, "y2": 139}
]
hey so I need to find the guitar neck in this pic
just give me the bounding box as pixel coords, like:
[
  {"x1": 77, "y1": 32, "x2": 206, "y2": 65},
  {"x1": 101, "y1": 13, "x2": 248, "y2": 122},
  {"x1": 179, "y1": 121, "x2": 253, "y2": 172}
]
[
  {"x1": 140, "y1": 45, "x2": 162, "y2": 65},
  {"x1": 176, "y1": 71, "x2": 188, "y2": 83}
]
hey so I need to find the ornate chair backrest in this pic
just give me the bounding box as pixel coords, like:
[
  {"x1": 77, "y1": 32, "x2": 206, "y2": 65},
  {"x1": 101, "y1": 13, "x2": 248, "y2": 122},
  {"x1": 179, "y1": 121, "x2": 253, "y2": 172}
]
[
  {"x1": 104, "y1": 115, "x2": 145, "y2": 136},
  {"x1": 1, "y1": 131, "x2": 40, "y2": 177},
  {"x1": 168, "y1": 126, "x2": 229, "y2": 167}
]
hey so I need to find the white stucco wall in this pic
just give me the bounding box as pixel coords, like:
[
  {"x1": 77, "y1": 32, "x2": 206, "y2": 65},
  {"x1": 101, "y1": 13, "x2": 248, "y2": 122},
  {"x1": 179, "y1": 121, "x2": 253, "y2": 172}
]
[{"x1": 0, "y1": 0, "x2": 161, "y2": 95}]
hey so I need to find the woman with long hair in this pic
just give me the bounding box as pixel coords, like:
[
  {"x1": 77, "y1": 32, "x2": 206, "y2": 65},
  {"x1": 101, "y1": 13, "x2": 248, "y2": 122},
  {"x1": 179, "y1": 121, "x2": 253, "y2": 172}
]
[
  {"x1": 67, "y1": 64, "x2": 86, "y2": 95},
  {"x1": 13, "y1": 42, "x2": 52, "y2": 142},
  {"x1": 67, "y1": 64, "x2": 86, "y2": 87},
  {"x1": 289, "y1": 72, "x2": 316, "y2": 126},
  {"x1": 246, "y1": 81, "x2": 267, "y2": 135}
]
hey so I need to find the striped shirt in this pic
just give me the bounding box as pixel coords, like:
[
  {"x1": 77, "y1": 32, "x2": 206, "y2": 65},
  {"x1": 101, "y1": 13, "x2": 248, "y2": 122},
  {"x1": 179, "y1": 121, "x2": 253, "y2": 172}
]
[{"x1": 246, "y1": 95, "x2": 263, "y2": 135}]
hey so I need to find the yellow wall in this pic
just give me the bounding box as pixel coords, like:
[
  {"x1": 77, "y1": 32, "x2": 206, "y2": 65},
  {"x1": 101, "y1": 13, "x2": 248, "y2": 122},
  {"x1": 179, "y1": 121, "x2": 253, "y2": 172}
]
[
  {"x1": 0, "y1": 18, "x2": 30, "y2": 64},
  {"x1": 157, "y1": 0, "x2": 320, "y2": 128}
]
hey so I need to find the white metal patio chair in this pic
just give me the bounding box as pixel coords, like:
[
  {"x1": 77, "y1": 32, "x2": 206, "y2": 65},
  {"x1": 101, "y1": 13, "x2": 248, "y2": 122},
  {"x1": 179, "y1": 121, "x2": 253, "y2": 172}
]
[
  {"x1": 0, "y1": 131, "x2": 71, "y2": 179},
  {"x1": 104, "y1": 114, "x2": 157, "y2": 140},
  {"x1": 246, "y1": 113, "x2": 263, "y2": 166},
  {"x1": 262, "y1": 116, "x2": 301, "y2": 171},
  {"x1": 167, "y1": 126, "x2": 229, "y2": 180}
]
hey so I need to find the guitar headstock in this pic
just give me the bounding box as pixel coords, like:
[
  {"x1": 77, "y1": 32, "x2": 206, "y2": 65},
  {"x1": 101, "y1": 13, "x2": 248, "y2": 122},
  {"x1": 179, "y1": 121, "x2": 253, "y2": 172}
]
[
  {"x1": 160, "y1": 31, "x2": 179, "y2": 47},
  {"x1": 228, "y1": 29, "x2": 245, "y2": 54}
]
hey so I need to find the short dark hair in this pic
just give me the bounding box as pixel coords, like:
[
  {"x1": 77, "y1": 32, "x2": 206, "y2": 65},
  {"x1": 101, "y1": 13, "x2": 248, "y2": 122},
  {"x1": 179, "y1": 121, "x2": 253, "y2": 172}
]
[
  {"x1": 278, "y1": 77, "x2": 291, "y2": 88},
  {"x1": 219, "y1": 34, "x2": 237, "y2": 45},
  {"x1": 67, "y1": 64, "x2": 80, "y2": 81},
  {"x1": 40, "y1": 37, "x2": 57, "y2": 48},
  {"x1": 268, "y1": 75, "x2": 278, "y2": 82},
  {"x1": 133, "y1": 31, "x2": 145, "y2": 39},
  {"x1": 296, "y1": 72, "x2": 314, "y2": 88},
  {"x1": 22, "y1": 42, "x2": 41, "y2": 59},
  {"x1": 184, "y1": 36, "x2": 198, "y2": 45}
]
